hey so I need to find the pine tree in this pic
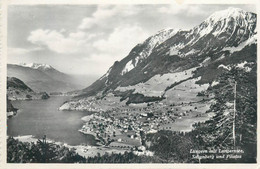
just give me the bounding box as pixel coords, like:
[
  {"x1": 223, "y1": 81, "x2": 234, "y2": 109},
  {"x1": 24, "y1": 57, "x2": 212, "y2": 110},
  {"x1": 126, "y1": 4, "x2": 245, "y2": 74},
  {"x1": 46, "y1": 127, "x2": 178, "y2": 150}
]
[{"x1": 196, "y1": 64, "x2": 257, "y2": 155}]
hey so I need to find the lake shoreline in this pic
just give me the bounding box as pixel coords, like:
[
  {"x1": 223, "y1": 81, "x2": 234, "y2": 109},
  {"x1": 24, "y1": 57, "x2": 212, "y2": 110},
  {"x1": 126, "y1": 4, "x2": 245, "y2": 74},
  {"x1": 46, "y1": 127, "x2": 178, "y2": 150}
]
[{"x1": 8, "y1": 96, "x2": 97, "y2": 146}]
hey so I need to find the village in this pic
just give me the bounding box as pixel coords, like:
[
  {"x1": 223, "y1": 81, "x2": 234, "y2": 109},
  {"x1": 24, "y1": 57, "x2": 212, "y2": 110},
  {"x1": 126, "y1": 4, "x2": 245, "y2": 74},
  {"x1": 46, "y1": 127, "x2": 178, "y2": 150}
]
[
  {"x1": 79, "y1": 96, "x2": 213, "y2": 152},
  {"x1": 73, "y1": 73, "x2": 216, "y2": 154}
]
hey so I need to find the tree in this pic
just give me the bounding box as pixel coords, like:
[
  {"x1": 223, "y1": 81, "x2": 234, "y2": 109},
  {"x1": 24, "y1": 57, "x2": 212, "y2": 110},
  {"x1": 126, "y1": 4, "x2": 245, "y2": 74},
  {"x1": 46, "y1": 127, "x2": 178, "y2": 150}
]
[
  {"x1": 7, "y1": 137, "x2": 86, "y2": 163},
  {"x1": 194, "y1": 65, "x2": 257, "y2": 161}
]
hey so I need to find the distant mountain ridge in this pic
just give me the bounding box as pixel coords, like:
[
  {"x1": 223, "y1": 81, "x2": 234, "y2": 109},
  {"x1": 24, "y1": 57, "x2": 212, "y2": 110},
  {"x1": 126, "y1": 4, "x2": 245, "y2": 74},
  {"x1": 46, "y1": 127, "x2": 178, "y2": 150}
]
[
  {"x1": 7, "y1": 63, "x2": 85, "y2": 93},
  {"x1": 19, "y1": 63, "x2": 54, "y2": 71}
]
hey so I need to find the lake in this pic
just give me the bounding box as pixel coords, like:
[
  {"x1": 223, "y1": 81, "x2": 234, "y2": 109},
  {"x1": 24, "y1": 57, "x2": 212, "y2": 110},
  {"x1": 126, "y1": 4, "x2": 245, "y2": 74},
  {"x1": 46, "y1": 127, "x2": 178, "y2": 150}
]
[{"x1": 7, "y1": 96, "x2": 96, "y2": 146}]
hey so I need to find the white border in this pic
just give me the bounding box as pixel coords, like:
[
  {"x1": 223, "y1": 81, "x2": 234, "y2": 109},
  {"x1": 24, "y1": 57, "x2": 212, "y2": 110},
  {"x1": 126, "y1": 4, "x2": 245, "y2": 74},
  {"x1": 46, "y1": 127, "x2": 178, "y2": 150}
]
[{"x1": 0, "y1": 0, "x2": 259, "y2": 169}]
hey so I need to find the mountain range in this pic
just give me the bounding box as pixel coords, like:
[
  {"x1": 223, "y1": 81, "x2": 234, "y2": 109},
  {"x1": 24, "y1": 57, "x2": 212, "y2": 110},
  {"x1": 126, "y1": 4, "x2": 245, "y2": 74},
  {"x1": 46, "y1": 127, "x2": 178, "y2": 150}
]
[
  {"x1": 7, "y1": 63, "x2": 86, "y2": 93},
  {"x1": 60, "y1": 7, "x2": 256, "y2": 110}
]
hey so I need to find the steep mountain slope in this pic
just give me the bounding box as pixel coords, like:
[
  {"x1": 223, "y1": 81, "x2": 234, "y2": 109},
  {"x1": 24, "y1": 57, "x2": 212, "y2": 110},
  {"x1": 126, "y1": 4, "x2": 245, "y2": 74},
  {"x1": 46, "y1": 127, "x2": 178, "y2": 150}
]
[
  {"x1": 76, "y1": 28, "x2": 179, "y2": 98},
  {"x1": 7, "y1": 77, "x2": 49, "y2": 100},
  {"x1": 74, "y1": 7, "x2": 256, "y2": 99},
  {"x1": 61, "y1": 8, "x2": 256, "y2": 111},
  {"x1": 7, "y1": 63, "x2": 84, "y2": 93}
]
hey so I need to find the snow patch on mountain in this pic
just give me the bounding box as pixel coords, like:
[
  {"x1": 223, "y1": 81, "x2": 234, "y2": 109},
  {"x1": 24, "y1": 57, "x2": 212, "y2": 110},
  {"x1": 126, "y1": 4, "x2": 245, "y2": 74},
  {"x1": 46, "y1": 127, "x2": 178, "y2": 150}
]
[
  {"x1": 223, "y1": 34, "x2": 257, "y2": 53},
  {"x1": 215, "y1": 54, "x2": 225, "y2": 61},
  {"x1": 169, "y1": 43, "x2": 184, "y2": 56},
  {"x1": 202, "y1": 57, "x2": 211, "y2": 64},
  {"x1": 218, "y1": 64, "x2": 231, "y2": 71},
  {"x1": 185, "y1": 49, "x2": 199, "y2": 56},
  {"x1": 141, "y1": 28, "x2": 179, "y2": 57},
  {"x1": 145, "y1": 28, "x2": 179, "y2": 56},
  {"x1": 121, "y1": 59, "x2": 136, "y2": 75},
  {"x1": 218, "y1": 61, "x2": 253, "y2": 73},
  {"x1": 121, "y1": 29, "x2": 179, "y2": 75},
  {"x1": 236, "y1": 61, "x2": 252, "y2": 72},
  {"x1": 19, "y1": 63, "x2": 53, "y2": 70},
  {"x1": 211, "y1": 81, "x2": 219, "y2": 87},
  {"x1": 237, "y1": 61, "x2": 248, "y2": 68}
]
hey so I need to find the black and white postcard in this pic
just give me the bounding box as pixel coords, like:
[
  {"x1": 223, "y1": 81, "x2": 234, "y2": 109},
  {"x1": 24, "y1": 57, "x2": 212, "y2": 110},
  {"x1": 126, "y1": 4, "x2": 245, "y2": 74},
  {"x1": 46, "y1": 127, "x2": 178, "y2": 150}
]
[{"x1": 1, "y1": 0, "x2": 259, "y2": 168}]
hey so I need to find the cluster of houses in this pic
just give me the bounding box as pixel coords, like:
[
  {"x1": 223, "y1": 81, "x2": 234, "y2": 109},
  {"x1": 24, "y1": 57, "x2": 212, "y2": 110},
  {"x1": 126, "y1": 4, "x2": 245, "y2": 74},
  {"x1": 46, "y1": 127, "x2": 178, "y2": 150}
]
[{"x1": 79, "y1": 99, "x2": 202, "y2": 149}]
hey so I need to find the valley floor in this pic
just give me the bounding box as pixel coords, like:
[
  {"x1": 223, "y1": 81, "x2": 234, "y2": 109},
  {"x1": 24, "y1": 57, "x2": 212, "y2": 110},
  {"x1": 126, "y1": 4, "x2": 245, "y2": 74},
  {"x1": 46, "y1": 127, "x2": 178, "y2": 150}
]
[
  {"x1": 60, "y1": 75, "x2": 216, "y2": 151},
  {"x1": 76, "y1": 95, "x2": 215, "y2": 151}
]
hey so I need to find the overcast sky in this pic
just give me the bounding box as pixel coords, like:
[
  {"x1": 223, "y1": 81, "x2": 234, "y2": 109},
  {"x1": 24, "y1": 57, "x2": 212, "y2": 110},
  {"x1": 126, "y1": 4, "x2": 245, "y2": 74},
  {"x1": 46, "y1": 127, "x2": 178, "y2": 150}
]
[{"x1": 8, "y1": 4, "x2": 256, "y2": 76}]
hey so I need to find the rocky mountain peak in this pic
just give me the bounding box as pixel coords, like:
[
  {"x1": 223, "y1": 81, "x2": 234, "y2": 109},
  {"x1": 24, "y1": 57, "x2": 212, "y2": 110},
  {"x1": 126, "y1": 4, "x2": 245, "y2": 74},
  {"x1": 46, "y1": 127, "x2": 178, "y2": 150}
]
[
  {"x1": 206, "y1": 7, "x2": 255, "y2": 23},
  {"x1": 120, "y1": 28, "x2": 179, "y2": 75},
  {"x1": 201, "y1": 7, "x2": 256, "y2": 35},
  {"x1": 182, "y1": 8, "x2": 256, "y2": 53},
  {"x1": 141, "y1": 28, "x2": 179, "y2": 56},
  {"x1": 206, "y1": 7, "x2": 255, "y2": 30}
]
